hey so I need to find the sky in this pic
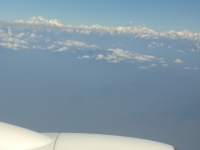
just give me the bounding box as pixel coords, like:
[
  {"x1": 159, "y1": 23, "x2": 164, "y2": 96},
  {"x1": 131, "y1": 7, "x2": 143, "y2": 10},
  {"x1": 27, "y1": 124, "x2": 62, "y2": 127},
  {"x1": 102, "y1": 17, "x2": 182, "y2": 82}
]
[
  {"x1": 0, "y1": 1, "x2": 200, "y2": 150},
  {"x1": 0, "y1": 0, "x2": 200, "y2": 32}
]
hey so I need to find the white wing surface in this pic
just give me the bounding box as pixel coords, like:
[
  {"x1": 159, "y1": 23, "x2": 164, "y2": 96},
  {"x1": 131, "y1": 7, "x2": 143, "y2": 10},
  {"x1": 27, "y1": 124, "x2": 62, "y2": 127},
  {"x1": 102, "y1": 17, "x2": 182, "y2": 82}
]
[
  {"x1": 0, "y1": 122, "x2": 176, "y2": 150},
  {"x1": 0, "y1": 122, "x2": 52, "y2": 150}
]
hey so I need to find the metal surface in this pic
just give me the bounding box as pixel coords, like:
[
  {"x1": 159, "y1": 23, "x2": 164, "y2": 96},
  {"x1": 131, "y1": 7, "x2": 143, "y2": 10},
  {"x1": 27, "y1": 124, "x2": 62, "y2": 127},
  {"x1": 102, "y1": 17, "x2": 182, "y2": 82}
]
[
  {"x1": 0, "y1": 122, "x2": 52, "y2": 150},
  {"x1": 55, "y1": 133, "x2": 174, "y2": 150},
  {"x1": 0, "y1": 122, "x2": 177, "y2": 150}
]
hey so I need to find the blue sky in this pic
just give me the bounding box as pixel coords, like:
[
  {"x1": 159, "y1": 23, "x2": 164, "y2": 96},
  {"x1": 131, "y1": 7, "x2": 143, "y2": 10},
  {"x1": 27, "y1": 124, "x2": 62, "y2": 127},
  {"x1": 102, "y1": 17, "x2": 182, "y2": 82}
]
[{"x1": 0, "y1": 0, "x2": 200, "y2": 32}]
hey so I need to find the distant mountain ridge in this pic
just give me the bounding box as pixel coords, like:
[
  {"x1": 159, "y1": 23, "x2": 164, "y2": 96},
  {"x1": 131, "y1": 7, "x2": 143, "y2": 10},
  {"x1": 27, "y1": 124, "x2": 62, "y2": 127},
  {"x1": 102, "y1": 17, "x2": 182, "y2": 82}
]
[
  {"x1": 2, "y1": 16, "x2": 200, "y2": 41},
  {"x1": 12, "y1": 16, "x2": 64, "y2": 27},
  {"x1": 0, "y1": 16, "x2": 199, "y2": 71}
]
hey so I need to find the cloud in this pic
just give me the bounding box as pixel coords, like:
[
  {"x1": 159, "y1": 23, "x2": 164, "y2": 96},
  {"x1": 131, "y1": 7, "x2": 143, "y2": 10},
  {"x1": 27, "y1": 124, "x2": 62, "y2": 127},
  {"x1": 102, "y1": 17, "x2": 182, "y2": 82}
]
[
  {"x1": 58, "y1": 40, "x2": 98, "y2": 50},
  {"x1": 96, "y1": 54, "x2": 104, "y2": 60},
  {"x1": 0, "y1": 28, "x2": 29, "y2": 50},
  {"x1": 174, "y1": 59, "x2": 183, "y2": 64},
  {"x1": 107, "y1": 48, "x2": 132, "y2": 61},
  {"x1": 3, "y1": 16, "x2": 200, "y2": 42},
  {"x1": 82, "y1": 55, "x2": 90, "y2": 58},
  {"x1": 110, "y1": 60, "x2": 119, "y2": 63},
  {"x1": 8, "y1": 28, "x2": 12, "y2": 36},
  {"x1": 159, "y1": 61, "x2": 165, "y2": 63},
  {"x1": 193, "y1": 67, "x2": 199, "y2": 70},
  {"x1": 183, "y1": 67, "x2": 190, "y2": 70},
  {"x1": 0, "y1": 42, "x2": 28, "y2": 50},
  {"x1": 134, "y1": 55, "x2": 157, "y2": 62},
  {"x1": 177, "y1": 50, "x2": 185, "y2": 53},
  {"x1": 189, "y1": 49, "x2": 197, "y2": 53},
  {"x1": 54, "y1": 47, "x2": 68, "y2": 52},
  {"x1": 94, "y1": 48, "x2": 163, "y2": 63},
  {"x1": 148, "y1": 42, "x2": 164, "y2": 48},
  {"x1": 183, "y1": 67, "x2": 199, "y2": 70},
  {"x1": 108, "y1": 48, "x2": 157, "y2": 62},
  {"x1": 15, "y1": 33, "x2": 25, "y2": 38},
  {"x1": 162, "y1": 64, "x2": 168, "y2": 66},
  {"x1": 47, "y1": 45, "x2": 56, "y2": 50},
  {"x1": 30, "y1": 33, "x2": 37, "y2": 39},
  {"x1": 2, "y1": 37, "x2": 27, "y2": 45},
  {"x1": 149, "y1": 64, "x2": 156, "y2": 67},
  {"x1": 196, "y1": 42, "x2": 200, "y2": 50},
  {"x1": 0, "y1": 17, "x2": 199, "y2": 70},
  {"x1": 139, "y1": 66, "x2": 147, "y2": 69},
  {"x1": 32, "y1": 45, "x2": 45, "y2": 50}
]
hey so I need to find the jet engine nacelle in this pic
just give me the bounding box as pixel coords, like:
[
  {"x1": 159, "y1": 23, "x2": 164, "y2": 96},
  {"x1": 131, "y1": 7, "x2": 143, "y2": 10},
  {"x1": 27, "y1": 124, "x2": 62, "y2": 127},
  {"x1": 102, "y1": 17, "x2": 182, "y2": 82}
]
[{"x1": 0, "y1": 122, "x2": 177, "y2": 150}]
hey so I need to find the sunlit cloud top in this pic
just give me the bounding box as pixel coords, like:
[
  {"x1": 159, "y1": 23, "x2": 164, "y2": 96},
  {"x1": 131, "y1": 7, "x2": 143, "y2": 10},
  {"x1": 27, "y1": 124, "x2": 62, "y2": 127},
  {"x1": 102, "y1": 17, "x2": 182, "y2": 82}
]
[{"x1": 0, "y1": 16, "x2": 199, "y2": 72}]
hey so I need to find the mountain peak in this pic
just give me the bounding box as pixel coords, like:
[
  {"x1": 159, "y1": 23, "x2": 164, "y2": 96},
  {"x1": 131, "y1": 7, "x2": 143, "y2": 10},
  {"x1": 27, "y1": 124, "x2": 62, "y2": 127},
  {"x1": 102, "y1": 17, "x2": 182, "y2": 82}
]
[
  {"x1": 4, "y1": 16, "x2": 200, "y2": 41},
  {"x1": 26, "y1": 16, "x2": 63, "y2": 27}
]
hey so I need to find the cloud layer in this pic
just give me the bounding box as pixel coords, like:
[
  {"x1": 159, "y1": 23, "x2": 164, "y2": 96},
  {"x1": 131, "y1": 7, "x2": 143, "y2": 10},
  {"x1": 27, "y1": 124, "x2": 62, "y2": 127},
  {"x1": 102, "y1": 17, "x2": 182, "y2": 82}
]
[{"x1": 0, "y1": 16, "x2": 199, "y2": 72}]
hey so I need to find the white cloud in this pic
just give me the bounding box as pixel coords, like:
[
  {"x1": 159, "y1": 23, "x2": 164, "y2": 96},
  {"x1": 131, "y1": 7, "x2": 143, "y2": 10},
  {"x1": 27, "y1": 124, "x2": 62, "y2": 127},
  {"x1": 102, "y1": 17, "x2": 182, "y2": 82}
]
[
  {"x1": 110, "y1": 60, "x2": 119, "y2": 63},
  {"x1": 94, "y1": 48, "x2": 163, "y2": 63},
  {"x1": 96, "y1": 54, "x2": 104, "y2": 60},
  {"x1": 3, "y1": 16, "x2": 200, "y2": 42},
  {"x1": 0, "y1": 29, "x2": 4, "y2": 35},
  {"x1": 189, "y1": 49, "x2": 197, "y2": 52},
  {"x1": 174, "y1": 59, "x2": 183, "y2": 64},
  {"x1": 140, "y1": 66, "x2": 147, "y2": 69},
  {"x1": 196, "y1": 42, "x2": 200, "y2": 50},
  {"x1": 30, "y1": 33, "x2": 37, "y2": 38},
  {"x1": 0, "y1": 17, "x2": 199, "y2": 69},
  {"x1": 8, "y1": 28, "x2": 12, "y2": 36},
  {"x1": 59, "y1": 40, "x2": 98, "y2": 50},
  {"x1": 183, "y1": 67, "x2": 190, "y2": 70},
  {"x1": 193, "y1": 67, "x2": 199, "y2": 70},
  {"x1": 183, "y1": 67, "x2": 199, "y2": 70},
  {"x1": 177, "y1": 50, "x2": 185, "y2": 53},
  {"x1": 55, "y1": 47, "x2": 68, "y2": 52},
  {"x1": 110, "y1": 48, "x2": 155, "y2": 62},
  {"x1": 162, "y1": 64, "x2": 168, "y2": 66},
  {"x1": 148, "y1": 42, "x2": 164, "y2": 48},
  {"x1": 149, "y1": 64, "x2": 156, "y2": 67},
  {"x1": 0, "y1": 28, "x2": 29, "y2": 50},
  {"x1": 108, "y1": 48, "x2": 132, "y2": 60},
  {"x1": 57, "y1": 41, "x2": 63, "y2": 45},
  {"x1": 138, "y1": 56, "x2": 151, "y2": 61},
  {"x1": 32, "y1": 45, "x2": 45, "y2": 50},
  {"x1": 159, "y1": 61, "x2": 165, "y2": 63},
  {"x1": 133, "y1": 55, "x2": 156, "y2": 62},
  {"x1": 2, "y1": 37, "x2": 27, "y2": 45},
  {"x1": 0, "y1": 42, "x2": 28, "y2": 50},
  {"x1": 47, "y1": 45, "x2": 56, "y2": 50},
  {"x1": 13, "y1": 19, "x2": 24, "y2": 23},
  {"x1": 82, "y1": 55, "x2": 90, "y2": 58},
  {"x1": 15, "y1": 33, "x2": 25, "y2": 38}
]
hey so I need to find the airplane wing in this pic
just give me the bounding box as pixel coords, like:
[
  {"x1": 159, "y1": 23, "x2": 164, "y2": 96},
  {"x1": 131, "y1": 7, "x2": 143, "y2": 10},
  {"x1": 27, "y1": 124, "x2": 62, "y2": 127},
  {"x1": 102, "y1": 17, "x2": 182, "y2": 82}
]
[{"x1": 0, "y1": 122, "x2": 177, "y2": 150}]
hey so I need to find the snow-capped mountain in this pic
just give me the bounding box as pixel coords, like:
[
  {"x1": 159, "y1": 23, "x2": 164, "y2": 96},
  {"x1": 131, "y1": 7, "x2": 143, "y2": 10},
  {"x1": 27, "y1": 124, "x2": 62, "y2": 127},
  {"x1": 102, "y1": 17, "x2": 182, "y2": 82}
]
[
  {"x1": 0, "y1": 16, "x2": 199, "y2": 53},
  {"x1": 14, "y1": 16, "x2": 64, "y2": 27},
  {"x1": 0, "y1": 16, "x2": 199, "y2": 71},
  {"x1": 6, "y1": 16, "x2": 200, "y2": 41}
]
